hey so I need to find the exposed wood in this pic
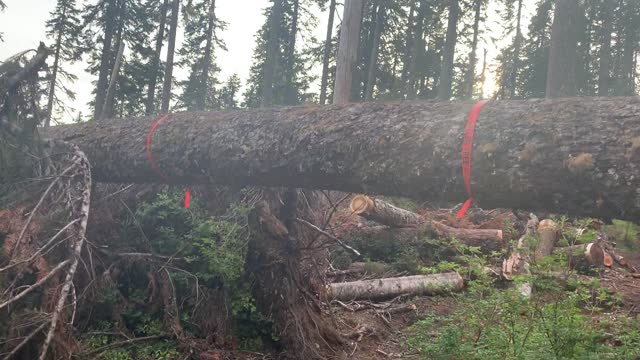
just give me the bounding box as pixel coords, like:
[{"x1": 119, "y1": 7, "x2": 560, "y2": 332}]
[
  {"x1": 613, "y1": 253, "x2": 627, "y2": 266},
  {"x1": 350, "y1": 195, "x2": 421, "y2": 228},
  {"x1": 534, "y1": 219, "x2": 558, "y2": 262},
  {"x1": 603, "y1": 252, "x2": 614, "y2": 267},
  {"x1": 334, "y1": 0, "x2": 363, "y2": 104},
  {"x1": 48, "y1": 97, "x2": 640, "y2": 221},
  {"x1": 502, "y1": 215, "x2": 539, "y2": 296},
  {"x1": 546, "y1": 0, "x2": 581, "y2": 98},
  {"x1": 327, "y1": 272, "x2": 464, "y2": 301},
  {"x1": 562, "y1": 242, "x2": 605, "y2": 270},
  {"x1": 99, "y1": 40, "x2": 125, "y2": 121}
]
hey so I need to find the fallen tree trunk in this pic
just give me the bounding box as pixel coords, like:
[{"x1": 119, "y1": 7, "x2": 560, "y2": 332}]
[
  {"x1": 534, "y1": 219, "x2": 559, "y2": 262},
  {"x1": 327, "y1": 272, "x2": 464, "y2": 301},
  {"x1": 562, "y1": 242, "x2": 605, "y2": 269},
  {"x1": 350, "y1": 195, "x2": 422, "y2": 227},
  {"x1": 47, "y1": 98, "x2": 640, "y2": 220}
]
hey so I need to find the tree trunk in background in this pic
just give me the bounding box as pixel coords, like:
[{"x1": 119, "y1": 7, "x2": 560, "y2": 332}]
[
  {"x1": 100, "y1": 39, "x2": 125, "y2": 120},
  {"x1": 160, "y1": 0, "x2": 179, "y2": 114},
  {"x1": 597, "y1": 0, "x2": 612, "y2": 96},
  {"x1": 398, "y1": 1, "x2": 415, "y2": 98},
  {"x1": 197, "y1": 0, "x2": 217, "y2": 111},
  {"x1": 437, "y1": 0, "x2": 459, "y2": 100},
  {"x1": 546, "y1": 0, "x2": 580, "y2": 98},
  {"x1": 145, "y1": 0, "x2": 168, "y2": 115},
  {"x1": 621, "y1": 1, "x2": 639, "y2": 96},
  {"x1": 49, "y1": 97, "x2": 640, "y2": 221},
  {"x1": 406, "y1": 0, "x2": 426, "y2": 100},
  {"x1": 319, "y1": 0, "x2": 336, "y2": 105},
  {"x1": 45, "y1": 5, "x2": 65, "y2": 129},
  {"x1": 261, "y1": 0, "x2": 283, "y2": 107},
  {"x1": 479, "y1": 48, "x2": 487, "y2": 98},
  {"x1": 334, "y1": 0, "x2": 363, "y2": 104},
  {"x1": 94, "y1": 0, "x2": 118, "y2": 120},
  {"x1": 364, "y1": 3, "x2": 384, "y2": 101},
  {"x1": 464, "y1": 0, "x2": 481, "y2": 99},
  {"x1": 508, "y1": 0, "x2": 523, "y2": 98},
  {"x1": 285, "y1": 0, "x2": 299, "y2": 105}
]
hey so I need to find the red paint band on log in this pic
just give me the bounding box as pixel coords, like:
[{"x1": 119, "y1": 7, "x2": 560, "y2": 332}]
[
  {"x1": 457, "y1": 100, "x2": 489, "y2": 219},
  {"x1": 146, "y1": 114, "x2": 192, "y2": 209}
]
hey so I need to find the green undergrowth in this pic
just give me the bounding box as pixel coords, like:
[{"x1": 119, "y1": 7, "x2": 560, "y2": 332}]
[{"x1": 79, "y1": 190, "x2": 277, "y2": 357}]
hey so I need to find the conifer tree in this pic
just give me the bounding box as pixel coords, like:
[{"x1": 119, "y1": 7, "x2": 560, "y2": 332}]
[
  {"x1": 218, "y1": 74, "x2": 241, "y2": 110},
  {"x1": 45, "y1": 0, "x2": 82, "y2": 128}
]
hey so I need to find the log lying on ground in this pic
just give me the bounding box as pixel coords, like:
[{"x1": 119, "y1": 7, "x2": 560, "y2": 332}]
[
  {"x1": 503, "y1": 215, "x2": 539, "y2": 296},
  {"x1": 47, "y1": 98, "x2": 640, "y2": 220},
  {"x1": 561, "y1": 242, "x2": 605, "y2": 269},
  {"x1": 349, "y1": 196, "x2": 504, "y2": 252},
  {"x1": 327, "y1": 272, "x2": 464, "y2": 301},
  {"x1": 350, "y1": 195, "x2": 422, "y2": 227},
  {"x1": 534, "y1": 219, "x2": 559, "y2": 262}
]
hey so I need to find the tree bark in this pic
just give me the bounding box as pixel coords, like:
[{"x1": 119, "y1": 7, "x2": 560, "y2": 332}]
[
  {"x1": 364, "y1": 3, "x2": 384, "y2": 101},
  {"x1": 546, "y1": 0, "x2": 581, "y2": 98},
  {"x1": 406, "y1": 0, "x2": 427, "y2": 100},
  {"x1": 319, "y1": 0, "x2": 336, "y2": 105},
  {"x1": 261, "y1": 0, "x2": 283, "y2": 107},
  {"x1": 534, "y1": 219, "x2": 558, "y2": 262},
  {"x1": 160, "y1": 0, "x2": 179, "y2": 114},
  {"x1": 464, "y1": 0, "x2": 481, "y2": 100},
  {"x1": 94, "y1": 0, "x2": 118, "y2": 120},
  {"x1": 597, "y1": 0, "x2": 612, "y2": 96},
  {"x1": 350, "y1": 195, "x2": 421, "y2": 227},
  {"x1": 437, "y1": 0, "x2": 459, "y2": 100},
  {"x1": 48, "y1": 97, "x2": 640, "y2": 220},
  {"x1": 99, "y1": 39, "x2": 125, "y2": 121},
  {"x1": 145, "y1": 0, "x2": 168, "y2": 115},
  {"x1": 562, "y1": 242, "x2": 605, "y2": 270},
  {"x1": 327, "y1": 272, "x2": 464, "y2": 301},
  {"x1": 333, "y1": 0, "x2": 363, "y2": 104}
]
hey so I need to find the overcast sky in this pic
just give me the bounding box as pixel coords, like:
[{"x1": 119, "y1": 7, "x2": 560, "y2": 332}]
[{"x1": 0, "y1": 0, "x2": 534, "y2": 121}]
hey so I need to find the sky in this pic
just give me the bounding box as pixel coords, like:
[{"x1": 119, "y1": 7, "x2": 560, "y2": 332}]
[{"x1": 0, "y1": 0, "x2": 536, "y2": 121}]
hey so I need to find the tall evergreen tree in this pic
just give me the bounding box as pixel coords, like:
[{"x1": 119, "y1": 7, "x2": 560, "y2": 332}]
[
  {"x1": 318, "y1": 0, "x2": 336, "y2": 104},
  {"x1": 516, "y1": 0, "x2": 553, "y2": 99},
  {"x1": 218, "y1": 73, "x2": 241, "y2": 110},
  {"x1": 598, "y1": 0, "x2": 614, "y2": 96},
  {"x1": 177, "y1": 0, "x2": 227, "y2": 111},
  {"x1": 244, "y1": 0, "x2": 318, "y2": 108},
  {"x1": 145, "y1": 0, "x2": 169, "y2": 115},
  {"x1": 161, "y1": 0, "x2": 179, "y2": 113},
  {"x1": 45, "y1": 0, "x2": 82, "y2": 127},
  {"x1": 437, "y1": 0, "x2": 459, "y2": 100}
]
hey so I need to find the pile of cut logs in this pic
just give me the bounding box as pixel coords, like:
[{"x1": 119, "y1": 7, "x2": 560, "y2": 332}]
[{"x1": 326, "y1": 195, "x2": 631, "y2": 302}]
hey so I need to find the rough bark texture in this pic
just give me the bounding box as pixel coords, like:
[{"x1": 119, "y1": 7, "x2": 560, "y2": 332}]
[
  {"x1": 319, "y1": 0, "x2": 336, "y2": 105},
  {"x1": 334, "y1": 0, "x2": 363, "y2": 104},
  {"x1": 100, "y1": 40, "x2": 125, "y2": 120},
  {"x1": 350, "y1": 195, "x2": 421, "y2": 227},
  {"x1": 48, "y1": 97, "x2": 640, "y2": 220},
  {"x1": 160, "y1": 0, "x2": 179, "y2": 114},
  {"x1": 546, "y1": 0, "x2": 580, "y2": 98},
  {"x1": 327, "y1": 272, "x2": 464, "y2": 301},
  {"x1": 534, "y1": 219, "x2": 558, "y2": 262}
]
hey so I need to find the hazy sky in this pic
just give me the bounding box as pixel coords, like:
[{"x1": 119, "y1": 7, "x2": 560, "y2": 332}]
[{"x1": 0, "y1": 0, "x2": 535, "y2": 121}]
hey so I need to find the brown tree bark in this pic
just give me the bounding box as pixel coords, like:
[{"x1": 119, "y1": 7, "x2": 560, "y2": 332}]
[
  {"x1": 48, "y1": 97, "x2": 640, "y2": 220},
  {"x1": 160, "y1": 0, "x2": 179, "y2": 114},
  {"x1": 437, "y1": 0, "x2": 459, "y2": 100},
  {"x1": 319, "y1": 0, "x2": 337, "y2": 105},
  {"x1": 534, "y1": 219, "x2": 559, "y2": 262},
  {"x1": 546, "y1": 0, "x2": 581, "y2": 98},
  {"x1": 327, "y1": 272, "x2": 464, "y2": 301},
  {"x1": 562, "y1": 242, "x2": 605, "y2": 269},
  {"x1": 334, "y1": 0, "x2": 363, "y2": 104},
  {"x1": 100, "y1": 39, "x2": 125, "y2": 121},
  {"x1": 350, "y1": 195, "x2": 421, "y2": 227},
  {"x1": 145, "y1": 0, "x2": 168, "y2": 115}
]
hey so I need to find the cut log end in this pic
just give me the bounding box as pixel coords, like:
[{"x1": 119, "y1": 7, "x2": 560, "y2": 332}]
[
  {"x1": 603, "y1": 252, "x2": 614, "y2": 267},
  {"x1": 350, "y1": 195, "x2": 374, "y2": 214}
]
